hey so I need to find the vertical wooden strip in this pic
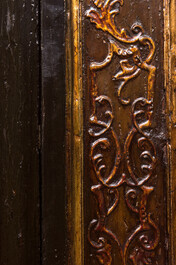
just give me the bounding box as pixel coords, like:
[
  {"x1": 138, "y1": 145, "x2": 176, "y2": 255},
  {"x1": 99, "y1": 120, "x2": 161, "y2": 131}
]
[
  {"x1": 66, "y1": 0, "x2": 84, "y2": 264},
  {"x1": 71, "y1": 1, "x2": 84, "y2": 265},
  {"x1": 84, "y1": 0, "x2": 166, "y2": 264},
  {"x1": 0, "y1": 0, "x2": 40, "y2": 264},
  {"x1": 41, "y1": 0, "x2": 66, "y2": 264},
  {"x1": 165, "y1": 0, "x2": 176, "y2": 263},
  {"x1": 164, "y1": 0, "x2": 171, "y2": 263}
]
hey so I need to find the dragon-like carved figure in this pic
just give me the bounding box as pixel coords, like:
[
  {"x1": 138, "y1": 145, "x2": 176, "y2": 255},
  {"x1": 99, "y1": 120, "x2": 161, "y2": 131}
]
[{"x1": 86, "y1": 0, "x2": 156, "y2": 105}]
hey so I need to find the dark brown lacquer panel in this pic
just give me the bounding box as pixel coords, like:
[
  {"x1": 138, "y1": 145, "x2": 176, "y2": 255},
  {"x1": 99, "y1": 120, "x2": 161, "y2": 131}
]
[
  {"x1": 83, "y1": 0, "x2": 167, "y2": 264},
  {"x1": 0, "y1": 0, "x2": 40, "y2": 264},
  {"x1": 41, "y1": 0, "x2": 66, "y2": 264}
]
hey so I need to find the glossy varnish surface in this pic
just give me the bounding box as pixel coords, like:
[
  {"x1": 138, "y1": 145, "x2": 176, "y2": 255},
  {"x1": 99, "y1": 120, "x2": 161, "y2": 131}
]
[
  {"x1": 41, "y1": 0, "x2": 66, "y2": 264},
  {"x1": 83, "y1": 0, "x2": 167, "y2": 264},
  {"x1": 0, "y1": 0, "x2": 40, "y2": 264},
  {"x1": 0, "y1": 0, "x2": 175, "y2": 264},
  {"x1": 0, "y1": 0, "x2": 66, "y2": 264}
]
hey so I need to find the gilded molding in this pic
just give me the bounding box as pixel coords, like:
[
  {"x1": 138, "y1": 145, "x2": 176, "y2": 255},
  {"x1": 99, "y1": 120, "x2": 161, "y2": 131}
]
[
  {"x1": 66, "y1": 0, "x2": 84, "y2": 264},
  {"x1": 164, "y1": 0, "x2": 176, "y2": 264},
  {"x1": 66, "y1": 0, "x2": 175, "y2": 264}
]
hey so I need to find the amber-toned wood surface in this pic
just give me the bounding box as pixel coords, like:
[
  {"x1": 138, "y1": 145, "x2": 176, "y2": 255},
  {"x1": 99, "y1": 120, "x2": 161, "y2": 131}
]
[
  {"x1": 82, "y1": 0, "x2": 167, "y2": 264},
  {"x1": 164, "y1": 0, "x2": 176, "y2": 264}
]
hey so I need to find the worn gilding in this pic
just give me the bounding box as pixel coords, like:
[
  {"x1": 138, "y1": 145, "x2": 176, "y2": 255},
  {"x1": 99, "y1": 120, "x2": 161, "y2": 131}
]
[
  {"x1": 66, "y1": 0, "x2": 84, "y2": 264},
  {"x1": 164, "y1": 0, "x2": 176, "y2": 264},
  {"x1": 66, "y1": 0, "x2": 175, "y2": 264}
]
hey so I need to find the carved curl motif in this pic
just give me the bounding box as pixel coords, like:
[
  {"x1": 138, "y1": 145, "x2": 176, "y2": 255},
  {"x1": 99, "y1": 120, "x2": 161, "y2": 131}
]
[{"x1": 86, "y1": 0, "x2": 159, "y2": 264}]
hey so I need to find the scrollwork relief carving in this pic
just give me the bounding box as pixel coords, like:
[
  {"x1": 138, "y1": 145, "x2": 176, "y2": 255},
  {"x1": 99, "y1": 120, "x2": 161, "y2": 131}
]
[{"x1": 86, "y1": 0, "x2": 159, "y2": 264}]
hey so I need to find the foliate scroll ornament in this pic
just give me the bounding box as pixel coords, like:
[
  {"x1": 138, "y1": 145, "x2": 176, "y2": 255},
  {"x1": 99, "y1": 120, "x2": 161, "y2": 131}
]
[
  {"x1": 86, "y1": 0, "x2": 159, "y2": 264},
  {"x1": 86, "y1": 0, "x2": 156, "y2": 105},
  {"x1": 124, "y1": 185, "x2": 160, "y2": 264},
  {"x1": 124, "y1": 98, "x2": 156, "y2": 187}
]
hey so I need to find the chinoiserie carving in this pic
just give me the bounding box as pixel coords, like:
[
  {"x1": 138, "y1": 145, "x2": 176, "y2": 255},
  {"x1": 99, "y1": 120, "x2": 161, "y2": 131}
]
[{"x1": 86, "y1": 0, "x2": 159, "y2": 264}]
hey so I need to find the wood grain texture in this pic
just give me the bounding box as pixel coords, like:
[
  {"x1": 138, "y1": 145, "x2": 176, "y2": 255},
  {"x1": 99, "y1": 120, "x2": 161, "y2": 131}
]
[
  {"x1": 0, "y1": 0, "x2": 175, "y2": 264},
  {"x1": 41, "y1": 0, "x2": 66, "y2": 264},
  {"x1": 66, "y1": 0, "x2": 169, "y2": 264},
  {"x1": 0, "y1": 0, "x2": 40, "y2": 264},
  {"x1": 82, "y1": 0, "x2": 166, "y2": 264},
  {"x1": 170, "y1": 0, "x2": 176, "y2": 262},
  {"x1": 165, "y1": 0, "x2": 176, "y2": 264},
  {"x1": 66, "y1": 0, "x2": 84, "y2": 264}
]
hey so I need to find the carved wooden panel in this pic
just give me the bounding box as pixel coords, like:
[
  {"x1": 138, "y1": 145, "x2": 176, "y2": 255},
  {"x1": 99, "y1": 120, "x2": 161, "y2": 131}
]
[{"x1": 66, "y1": 0, "x2": 176, "y2": 264}]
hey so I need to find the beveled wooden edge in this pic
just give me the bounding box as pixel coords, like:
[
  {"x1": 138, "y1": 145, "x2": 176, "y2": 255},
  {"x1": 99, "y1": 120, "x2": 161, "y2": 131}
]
[
  {"x1": 164, "y1": 0, "x2": 171, "y2": 262},
  {"x1": 164, "y1": 0, "x2": 176, "y2": 264},
  {"x1": 66, "y1": 0, "x2": 84, "y2": 264},
  {"x1": 65, "y1": 0, "x2": 176, "y2": 264}
]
